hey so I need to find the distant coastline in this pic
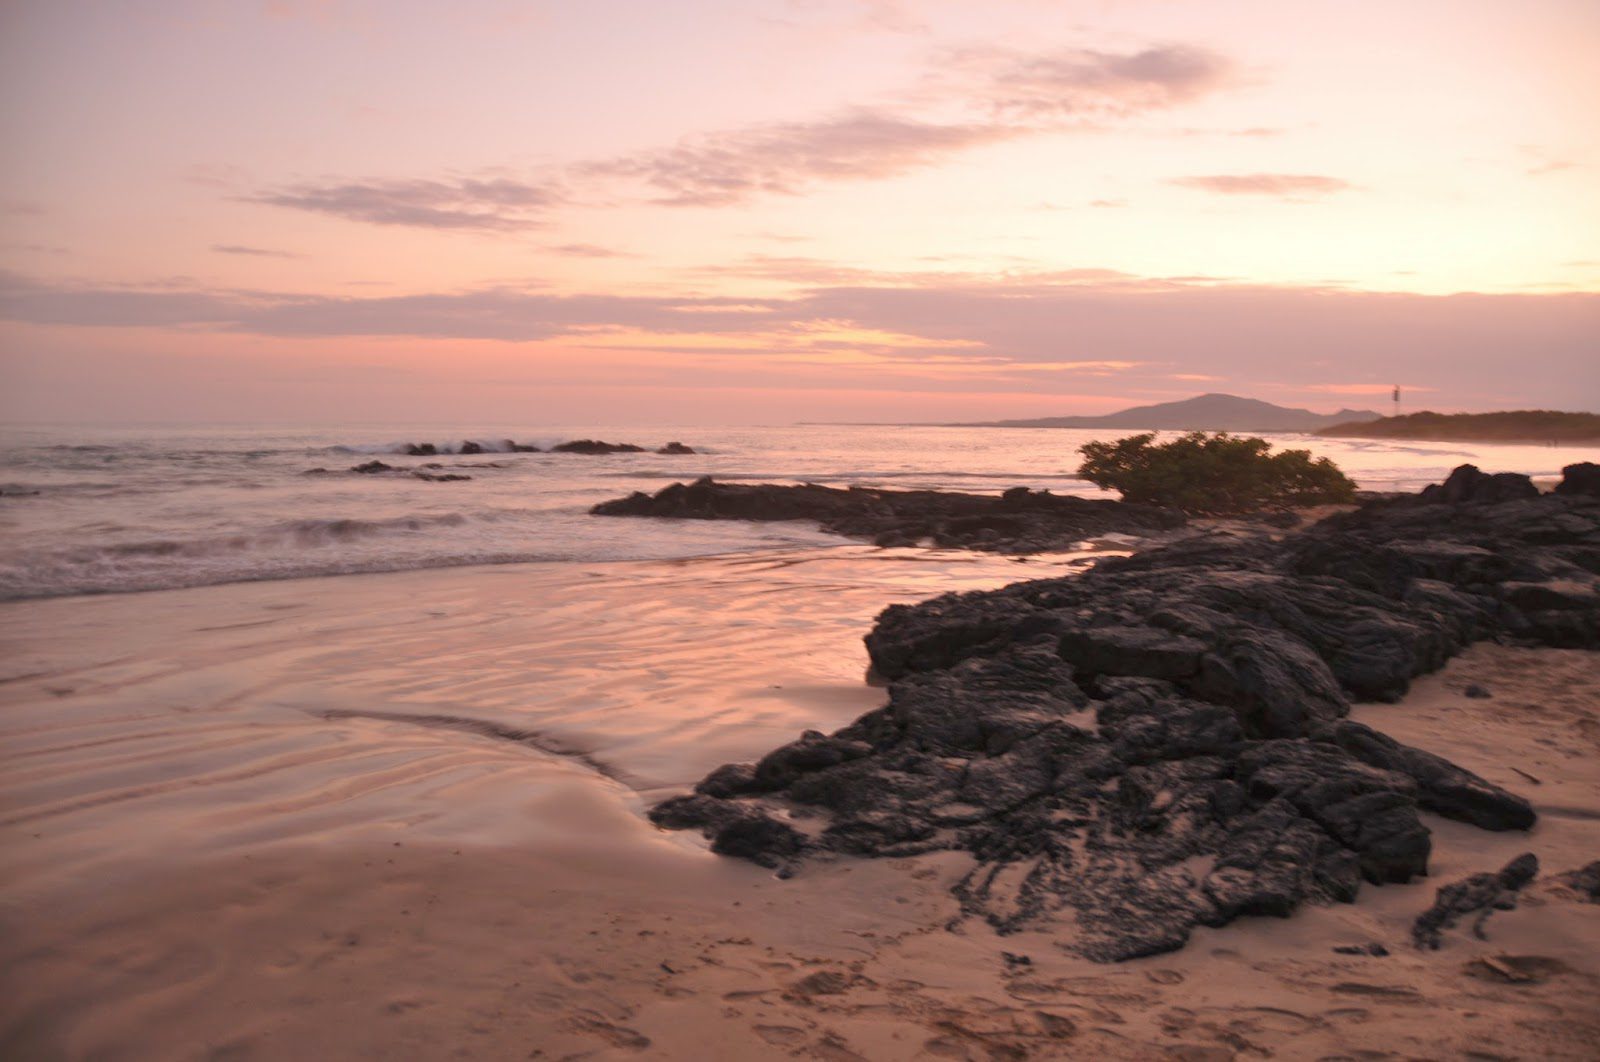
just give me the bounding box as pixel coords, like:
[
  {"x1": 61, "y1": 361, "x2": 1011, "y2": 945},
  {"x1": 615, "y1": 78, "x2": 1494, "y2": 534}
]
[
  {"x1": 803, "y1": 393, "x2": 1386, "y2": 433},
  {"x1": 1318, "y1": 410, "x2": 1600, "y2": 445},
  {"x1": 942, "y1": 393, "x2": 1383, "y2": 432},
  {"x1": 808, "y1": 394, "x2": 1600, "y2": 445}
]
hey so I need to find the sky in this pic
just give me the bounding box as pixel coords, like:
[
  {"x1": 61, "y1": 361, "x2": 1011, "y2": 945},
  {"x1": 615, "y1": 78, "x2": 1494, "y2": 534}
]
[{"x1": 1, "y1": 0, "x2": 1597, "y2": 425}]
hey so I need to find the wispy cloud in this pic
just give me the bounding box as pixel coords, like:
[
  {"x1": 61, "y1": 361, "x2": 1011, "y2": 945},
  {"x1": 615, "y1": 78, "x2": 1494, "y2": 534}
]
[
  {"x1": 1519, "y1": 144, "x2": 1581, "y2": 177},
  {"x1": 1169, "y1": 174, "x2": 1352, "y2": 197},
  {"x1": 230, "y1": 42, "x2": 1244, "y2": 225},
  {"x1": 1527, "y1": 159, "x2": 1575, "y2": 176},
  {"x1": 854, "y1": 0, "x2": 928, "y2": 35},
  {"x1": 242, "y1": 176, "x2": 559, "y2": 231},
  {"x1": 583, "y1": 110, "x2": 1019, "y2": 207},
  {"x1": 948, "y1": 44, "x2": 1236, "y2": 118},
  {"x1": 558, "y1": 43, "x2": 1240, "y2": 211},
  {"x1": 4, "y1": 268, "x2": 1596, "y2": 407},
  {"x1": 211, "y1": 244, "x2": 304, "y2": 259},
  {"x1": 544, "y1": 243, "x2": 632, "y2": 258},
  {"x1": 1167, "y1": 126, "x2": 1284, "y2": 139}
]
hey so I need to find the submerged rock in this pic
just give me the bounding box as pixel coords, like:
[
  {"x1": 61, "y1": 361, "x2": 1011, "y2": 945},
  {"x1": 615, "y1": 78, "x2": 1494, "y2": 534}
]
[
  {"x1": 350, "y1": 460, "x2": 396, "y2": 474},
  {"x1": 651, "y1": 464, "x2": 1600, "y2": 961},
  {"x1": 657, "y1": 441, "x2": 696, "y2": 454},
  {"x1": 553, "y1": 439, "x2": 648, "y2": 454}
]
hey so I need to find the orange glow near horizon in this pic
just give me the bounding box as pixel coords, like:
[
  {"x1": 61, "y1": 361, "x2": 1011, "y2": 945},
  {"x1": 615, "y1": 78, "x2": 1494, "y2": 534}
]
[{"x1": 1, "y1": 0, "x2": 1596, "y2": 422}]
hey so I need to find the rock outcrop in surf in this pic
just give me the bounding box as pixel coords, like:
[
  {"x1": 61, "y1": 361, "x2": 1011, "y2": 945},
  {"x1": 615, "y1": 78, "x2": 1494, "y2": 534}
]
[
  {"x1": 594, "y1": 478, "x2": 1186, "y2": 553},
  {"x1": 650, "y1": 466, "x2": 1600, "y2": 961}
]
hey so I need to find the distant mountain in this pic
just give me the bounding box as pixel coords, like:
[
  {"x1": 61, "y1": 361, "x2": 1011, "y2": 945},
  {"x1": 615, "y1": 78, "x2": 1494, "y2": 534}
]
[
  {"x1": 1318, "y1": 410, "x2": 1600, "y2": 444},
  {"x1": 955, "y1": 393, "x2": 1384, "y2": 432}
]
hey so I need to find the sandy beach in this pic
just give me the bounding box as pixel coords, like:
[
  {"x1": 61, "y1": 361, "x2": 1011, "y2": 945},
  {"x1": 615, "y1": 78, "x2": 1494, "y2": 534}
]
[
  {"x1": 3, "y1": 543, "x2": 1598, "y2": 1060},
  {"x1": 6, "y1": 0, "x2": 1598, "y2": 1053}
]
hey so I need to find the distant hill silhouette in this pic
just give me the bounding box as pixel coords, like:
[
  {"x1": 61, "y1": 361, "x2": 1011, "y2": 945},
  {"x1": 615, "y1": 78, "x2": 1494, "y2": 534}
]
[
  {"x1": 1318, "y1": 410, "x2": 1600, "y2": 444},
  {"x1": 955, "y1": 393, "x2": 1384, "y2": 432}
]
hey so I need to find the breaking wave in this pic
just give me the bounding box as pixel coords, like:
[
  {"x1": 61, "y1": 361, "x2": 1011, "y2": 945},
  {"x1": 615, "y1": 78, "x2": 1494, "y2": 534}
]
[{"x1": 0, "y1": 506, "x2": 840, "y2": 600}]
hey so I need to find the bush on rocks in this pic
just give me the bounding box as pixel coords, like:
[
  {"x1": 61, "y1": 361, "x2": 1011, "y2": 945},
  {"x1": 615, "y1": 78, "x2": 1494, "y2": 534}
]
[{"x1": 1077, "y1": 432, "x2": 1356, "y2": 514}]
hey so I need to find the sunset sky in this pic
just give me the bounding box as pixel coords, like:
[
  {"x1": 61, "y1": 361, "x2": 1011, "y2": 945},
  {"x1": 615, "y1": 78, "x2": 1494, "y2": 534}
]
[{"x1": 2, "y1": 0, "x2": 1597, "y2": 424}]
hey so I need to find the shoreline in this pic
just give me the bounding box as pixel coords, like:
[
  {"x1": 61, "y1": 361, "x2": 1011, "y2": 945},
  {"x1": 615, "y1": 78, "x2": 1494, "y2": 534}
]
[
  {"x1": 4, "y1": 641, "x2": 1596, "y2": 1059},
  {"x1": 4, "y1": 482, "x2": 1599, "y2": 1057},
  {"x1": 0, "y1": 544, "x2": 1092, "y2": 898}
]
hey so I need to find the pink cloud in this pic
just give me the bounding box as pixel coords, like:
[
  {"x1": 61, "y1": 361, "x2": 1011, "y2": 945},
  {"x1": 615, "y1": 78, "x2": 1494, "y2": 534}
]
[{"x1": 1169, "y1": 174, "x2": 1353, "y2": 197}]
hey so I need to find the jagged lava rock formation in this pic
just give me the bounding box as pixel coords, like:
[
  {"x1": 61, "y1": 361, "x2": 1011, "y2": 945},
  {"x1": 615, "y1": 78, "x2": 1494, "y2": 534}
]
[
  {"x1": 651, "y1": 463, "x2": 1600, "y2": 962},
  {"x1": 593, "y1": 477, "x2": 1186, "y2": 553}
]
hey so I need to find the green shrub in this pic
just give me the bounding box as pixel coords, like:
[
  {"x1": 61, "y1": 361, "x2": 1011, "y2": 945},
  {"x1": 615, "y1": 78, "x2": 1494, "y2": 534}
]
[{"x1": 1077, "y1": 432, "x2": 1357, "y2": 514}]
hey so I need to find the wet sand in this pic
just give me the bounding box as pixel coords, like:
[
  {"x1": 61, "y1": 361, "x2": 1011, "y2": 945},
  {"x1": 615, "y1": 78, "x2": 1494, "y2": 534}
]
[{"x1": 2, "y1": 549, "x2": 1598, "y2": 1059}]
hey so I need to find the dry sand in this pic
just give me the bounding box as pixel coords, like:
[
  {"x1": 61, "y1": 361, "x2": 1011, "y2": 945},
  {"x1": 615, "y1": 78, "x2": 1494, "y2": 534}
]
[{"x1": 2, "y1": 548, "x2": 1598, "y2": 1060}]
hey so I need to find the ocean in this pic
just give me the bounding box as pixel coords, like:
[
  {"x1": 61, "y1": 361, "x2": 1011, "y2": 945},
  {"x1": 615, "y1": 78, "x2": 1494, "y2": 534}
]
[
  {"x1": 2, "y1": 421, "x2": 1595, "y2": 600},
  {"x1": 5, "y1": 422, "x2": 1600, "y2": 1057}
]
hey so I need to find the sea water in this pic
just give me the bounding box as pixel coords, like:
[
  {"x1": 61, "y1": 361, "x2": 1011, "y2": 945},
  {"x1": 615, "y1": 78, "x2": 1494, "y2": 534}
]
[{"x1": 1, "y1": 422, "x2": 1593, "y2": 600}]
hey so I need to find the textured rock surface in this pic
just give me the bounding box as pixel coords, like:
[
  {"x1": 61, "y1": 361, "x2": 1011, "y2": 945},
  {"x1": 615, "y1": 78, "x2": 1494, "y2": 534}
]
[
  {"x1": 1556, "y1": 859, "x2": 1600, "y2": 903},
  {"x1": 1412, "y1": 853, "x2": 1540, "y2": 949},
  {"x1": 1554, "y1": 461, "x2": 1600, "y2": 498},
  {"x1": 650, "y1": 465, "x2": 1600, "y2": 962},
  {"x1": 594, "y1": 477, "x2": 1186, "y2": 553}
]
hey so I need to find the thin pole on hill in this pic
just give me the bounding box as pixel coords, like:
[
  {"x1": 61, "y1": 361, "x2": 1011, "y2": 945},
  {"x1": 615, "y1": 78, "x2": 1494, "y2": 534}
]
[{"x1": 1392, "y1": 384, "x2": 1401, "y2": 418}]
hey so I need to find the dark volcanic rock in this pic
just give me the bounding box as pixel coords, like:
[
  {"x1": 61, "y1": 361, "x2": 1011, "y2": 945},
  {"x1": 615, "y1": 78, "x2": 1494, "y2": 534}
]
[
  {"x1": 1413, "y1": 853, "x2": 1539, "y2": 949},
  {"x1": 1419, "y1": 464, "x2": 1539, "y2": 504},
  {"x1": 1311, "y1": 720, "x2": 1534, "y2": 830},
  {"x1": 1555, "y1": 859, "x2": 1600, "y2": 902},
  {"x1": 1332, "y1": 942, "x2": 1390, "y2": 956},
  {"x1": 651, "y1": 465, "x2": 1600, "y2": 961},
  {"x1": 403, "y1": 443, "x2": 438, "y2": 456},
  {"x1": 1555, "y1": 463, "x2": 1600, "y2": 499},
  {"x1": 351, "y1": 460, "x2": 395, "y2": 474},
  {"x1": 413, "y1": 472, "x2": 472, "y2": 482},
  {"x1": 553, "y1": 439, "x2": 648, "y2": 454},
  {"x1": 594, "y1": 477, "x2": 1186, "y2": 554},
  {"x1": 657, "y1": 441, "x2": 696, "y2": 454},
  {"x1": 459, "y1": 441, "x2": 485, "y2": 455},
  {"x1": 1555, "y1": 462, "x2": 1600, "y2": 498}
]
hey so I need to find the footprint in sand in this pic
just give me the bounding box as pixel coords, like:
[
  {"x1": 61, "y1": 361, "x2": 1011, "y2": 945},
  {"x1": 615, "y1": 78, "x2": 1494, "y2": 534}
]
[
  {"x1": 804, "y1": 1030, "x2": 871, "y2": 1061},
  {"x1": 787, "y1": 970, "x2": 860, "y2": 998},
  {"x1": 1331, "y1": 982, "x2": 1424, "y2": 1002},
  {"x1": 1224, "y1": 1006, "x2": 1323, "y2": 1034},
  {"x1": 382, "y1": 998, "x2": 427, "y2": 1015},
  {"x1": 754, "y1": 1025, "x2": 809, "y2": 1046},
  {"x1": 919, "y1": 1036, "x2": 969, "y2": 1059},
  {"x1": 561, "y1": 1011, "x2": 652, "y2": 1051}
]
